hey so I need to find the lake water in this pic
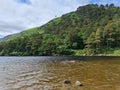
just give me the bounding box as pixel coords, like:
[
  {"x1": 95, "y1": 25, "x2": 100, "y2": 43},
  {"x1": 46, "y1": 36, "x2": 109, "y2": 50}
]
[{"x1": 0, "y1": 56, "x2": 120, "y2": 90}]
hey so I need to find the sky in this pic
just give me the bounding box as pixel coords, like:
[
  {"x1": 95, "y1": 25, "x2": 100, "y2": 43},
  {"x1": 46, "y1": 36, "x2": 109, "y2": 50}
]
[{"x1": 0, "y1": 0, "x2": 120, "y2": 38}]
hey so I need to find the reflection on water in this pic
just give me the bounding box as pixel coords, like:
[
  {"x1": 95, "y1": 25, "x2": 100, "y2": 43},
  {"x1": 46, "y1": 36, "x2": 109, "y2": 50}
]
[{"x1": 0, "y1": 56, "x2": 120, "y2": 90}]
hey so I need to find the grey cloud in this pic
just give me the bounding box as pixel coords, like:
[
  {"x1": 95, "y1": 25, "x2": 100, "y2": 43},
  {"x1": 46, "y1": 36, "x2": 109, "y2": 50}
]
[{"x1": 0, "y1": 21, "x2": 26, "y2": 35}]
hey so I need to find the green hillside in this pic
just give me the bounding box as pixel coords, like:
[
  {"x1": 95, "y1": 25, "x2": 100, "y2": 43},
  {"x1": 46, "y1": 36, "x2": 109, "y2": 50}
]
[{"x1": 0, "y1": 4, "x2": 120, "y2": 56}]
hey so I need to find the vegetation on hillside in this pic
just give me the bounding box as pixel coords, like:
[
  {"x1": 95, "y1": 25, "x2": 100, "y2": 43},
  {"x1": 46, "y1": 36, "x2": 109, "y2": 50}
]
[{"x1": 0, "y1": 4, "x2": 120, "y2": 56}]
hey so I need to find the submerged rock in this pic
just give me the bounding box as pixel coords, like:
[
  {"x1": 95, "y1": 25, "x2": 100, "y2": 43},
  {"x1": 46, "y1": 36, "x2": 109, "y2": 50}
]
[
  {"x1": 64, "y1": 80, "x2": 71, "y2": 84},
  {"x1": 69, "y1": 60, "x2": 76, "y2": 63}
]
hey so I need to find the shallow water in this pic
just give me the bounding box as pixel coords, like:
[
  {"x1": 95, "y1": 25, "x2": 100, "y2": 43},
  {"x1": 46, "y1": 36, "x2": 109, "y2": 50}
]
[{"x1": 0, "y1": 56, "x2": 120, "y2": 90}]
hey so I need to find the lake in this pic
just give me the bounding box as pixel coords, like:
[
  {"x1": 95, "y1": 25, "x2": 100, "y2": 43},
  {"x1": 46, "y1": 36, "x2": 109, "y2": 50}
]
[{"x1": 0, "y1": 56, "x2": 120, "y2": 90}]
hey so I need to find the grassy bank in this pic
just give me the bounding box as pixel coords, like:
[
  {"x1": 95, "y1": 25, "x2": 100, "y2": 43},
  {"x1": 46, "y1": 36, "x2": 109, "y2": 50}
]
[{"x1": 73, "y1": 48, "x2": 120, "y2": 56}]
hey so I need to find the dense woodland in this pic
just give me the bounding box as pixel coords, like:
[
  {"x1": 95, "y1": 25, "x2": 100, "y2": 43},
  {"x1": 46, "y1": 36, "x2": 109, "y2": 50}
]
[{"x1": 0, "y1": 4, "x2": 120, "y2": 56}]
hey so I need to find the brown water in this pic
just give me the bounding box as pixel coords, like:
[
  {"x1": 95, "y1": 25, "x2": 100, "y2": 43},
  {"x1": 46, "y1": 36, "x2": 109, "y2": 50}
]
[{"x1": 0, "y1": 56, "x2": 120, "y2": 90}]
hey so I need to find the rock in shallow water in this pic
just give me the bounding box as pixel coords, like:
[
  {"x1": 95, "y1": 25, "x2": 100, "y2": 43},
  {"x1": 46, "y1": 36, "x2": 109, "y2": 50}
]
[
  {"x1": 75, "y1": 81, "x2": 83, "y2": 87},
  {"x1": 64, "y1": 80, "x2": 71, "y2": 84}
]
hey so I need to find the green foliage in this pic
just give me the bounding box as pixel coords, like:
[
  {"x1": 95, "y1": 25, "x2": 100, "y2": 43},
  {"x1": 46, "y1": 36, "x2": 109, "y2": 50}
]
[
  {"x1": 0, "y1": 4, "x2": 120, "y2": 56},
  {"x1": 114, "y1": 49, "x2": 120, "y2": 55}
]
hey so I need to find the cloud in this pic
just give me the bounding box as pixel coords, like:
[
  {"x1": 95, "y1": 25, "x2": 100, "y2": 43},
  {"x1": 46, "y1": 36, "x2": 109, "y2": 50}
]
[
  {"x1": 0, "y1": 0, "x2": 120, "y2": 38},
  {"x1": 16, "y1": 0, "x2": 31, "y2": 4},
  {"x1": 0, "y1": 21, "x2": 25, "y2": 35}
]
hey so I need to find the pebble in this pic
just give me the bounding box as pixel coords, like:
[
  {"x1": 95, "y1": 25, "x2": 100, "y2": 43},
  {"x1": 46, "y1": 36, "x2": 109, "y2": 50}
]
[
  {"x1": 75, "y1": 81, "x2": 83, "y2": 87},
  {"x1": 64, "y1": 80, "x2": 71, "y2": 84}
]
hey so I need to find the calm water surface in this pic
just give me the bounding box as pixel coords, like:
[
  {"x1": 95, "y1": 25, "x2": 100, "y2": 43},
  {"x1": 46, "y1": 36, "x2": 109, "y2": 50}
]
[{"x1": 0, "y1": 56, "x2": 120, "y2": 90}]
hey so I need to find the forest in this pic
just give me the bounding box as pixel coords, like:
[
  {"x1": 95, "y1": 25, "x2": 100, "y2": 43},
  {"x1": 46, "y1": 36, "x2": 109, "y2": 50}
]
[{"x1": 0, "y1": 4, "x2": 120, "y2": 56}]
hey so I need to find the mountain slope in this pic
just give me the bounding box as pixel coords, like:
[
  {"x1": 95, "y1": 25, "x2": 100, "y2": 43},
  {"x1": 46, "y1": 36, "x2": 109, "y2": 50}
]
[{"x1": 0, "y1": 4, "x2": 120, "y2": 56}]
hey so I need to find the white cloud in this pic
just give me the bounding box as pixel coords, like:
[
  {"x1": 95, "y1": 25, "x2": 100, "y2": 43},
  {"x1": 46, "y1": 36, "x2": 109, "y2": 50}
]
[{"x1": 0, "y1": 0, "x2": 92, "y2": 38}]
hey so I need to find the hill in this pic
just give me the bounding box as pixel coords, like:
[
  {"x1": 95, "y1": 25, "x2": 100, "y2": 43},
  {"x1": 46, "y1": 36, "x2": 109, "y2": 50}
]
[{"x1": 0, "y1": 4, "x2": 120, "y2": 56}]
